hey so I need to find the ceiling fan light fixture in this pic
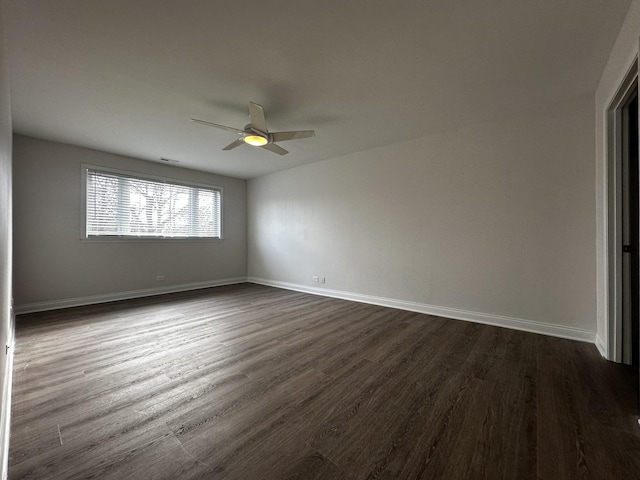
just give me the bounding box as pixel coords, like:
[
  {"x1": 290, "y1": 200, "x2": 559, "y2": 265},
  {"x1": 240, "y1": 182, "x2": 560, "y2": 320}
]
[{"x1": 243, "y1": 134, "x2": 268, "y2": 146}]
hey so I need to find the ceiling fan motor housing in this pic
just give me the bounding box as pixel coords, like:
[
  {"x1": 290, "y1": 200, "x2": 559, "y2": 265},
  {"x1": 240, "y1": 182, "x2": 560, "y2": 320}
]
[{"x1": 243, "y1": 124, "x2": 270, "y2": 145}]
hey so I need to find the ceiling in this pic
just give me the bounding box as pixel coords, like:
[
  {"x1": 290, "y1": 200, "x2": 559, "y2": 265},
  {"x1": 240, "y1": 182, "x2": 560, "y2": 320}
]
[{"x1": 3, "y1": 0, "x2": 632, "y2": 179}]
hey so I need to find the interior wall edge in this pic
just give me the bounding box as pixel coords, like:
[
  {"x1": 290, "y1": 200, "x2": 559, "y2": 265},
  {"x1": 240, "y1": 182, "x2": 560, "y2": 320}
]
[
  {"x1": 13, "y1": 277, "x2": 247, "y2": 315},
  {"x1": 248, "y1": 277, "x2": 596, "y2": 345},
  {"x1": 0, "y1": 0, "x2": 13, "y2": 476}
]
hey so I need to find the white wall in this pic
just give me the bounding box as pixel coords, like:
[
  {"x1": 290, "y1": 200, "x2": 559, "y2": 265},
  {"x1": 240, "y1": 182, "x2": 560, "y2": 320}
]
[
  {"x1": 12, "y1": 135, "x2": 247, "y2": 311},
  {"x1": 595, "y1": 0, "x2": 640, "y2": 359},
  {"x1": 248, "y1": 94, "x2": 596, "y2": 341},
  {"x1": 0, "y1": 2, "x2": 12, "y2": 477}
]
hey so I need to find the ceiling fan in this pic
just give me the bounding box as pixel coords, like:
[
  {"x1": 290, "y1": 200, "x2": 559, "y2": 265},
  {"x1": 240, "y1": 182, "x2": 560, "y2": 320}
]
[{"x1": 191, "y1": 102, "x2": 315, "y2": 156}]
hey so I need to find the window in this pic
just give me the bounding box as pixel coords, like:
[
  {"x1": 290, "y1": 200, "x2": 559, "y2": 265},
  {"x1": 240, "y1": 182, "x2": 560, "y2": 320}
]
[{"x1": 84, "y1": 166, "x2": 222, "y2": 239}]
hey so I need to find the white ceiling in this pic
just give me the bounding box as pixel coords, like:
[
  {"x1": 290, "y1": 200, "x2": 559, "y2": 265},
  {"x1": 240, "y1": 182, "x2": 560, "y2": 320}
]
[{"x1": 3, "y1": 0, "x2": 632, "y2": 179}]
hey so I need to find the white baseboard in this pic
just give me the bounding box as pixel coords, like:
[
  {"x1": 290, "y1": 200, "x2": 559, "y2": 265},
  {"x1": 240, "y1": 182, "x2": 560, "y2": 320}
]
[
  {"x1": 14, "y1": 276, "x2": 598, "y2": 344},
  {"x1": 14, "y1": 277, "x2": 248, "y2": 314},
  {"x1": 248, "y1": 277, "x2": 596, "y2": 344},
  {"x1": 595, "y1": 333, "x2": 608, "y2": 358}
]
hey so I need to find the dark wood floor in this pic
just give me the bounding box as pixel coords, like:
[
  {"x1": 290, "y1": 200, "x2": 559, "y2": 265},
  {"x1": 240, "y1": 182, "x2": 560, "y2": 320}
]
[{"x1": 8, "y1": 283, "x2": 640, "y2": 479}]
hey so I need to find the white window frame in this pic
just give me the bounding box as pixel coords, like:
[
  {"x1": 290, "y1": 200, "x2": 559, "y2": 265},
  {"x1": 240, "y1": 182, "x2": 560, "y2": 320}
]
[{"x1": 81, "y1": 164, "x2": 223, "y2": 241}]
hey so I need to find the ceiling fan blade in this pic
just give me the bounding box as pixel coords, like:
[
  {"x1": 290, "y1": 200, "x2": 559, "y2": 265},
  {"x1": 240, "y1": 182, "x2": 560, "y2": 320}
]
[
  {"x1": 223, "y1": 139, "x2": 245, "y2": 151},
  {"x1": 271, "y1": 130, "x2": 315, "y2": 142},
  {"x1": 261, "y1": 143, "x2": 289, "y2": 155},
  {"x1": 249, "y1": 102, "x2": 268, "y2": 133},
  {"x1": 191, "y1": 118, "x2": 244, "y2": 134}
]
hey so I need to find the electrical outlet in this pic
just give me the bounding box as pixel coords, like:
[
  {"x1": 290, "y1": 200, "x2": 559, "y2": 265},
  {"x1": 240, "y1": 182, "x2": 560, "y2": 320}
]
[
  {"x1": 312, "y1": 275, "x2": 319, "y2": 282},
  {"x1": 156, "y1": 275, "x2": 165, "y2": 282},
  {"x1": 320, "y1": 276, "x2": 326, "y2": 284}
]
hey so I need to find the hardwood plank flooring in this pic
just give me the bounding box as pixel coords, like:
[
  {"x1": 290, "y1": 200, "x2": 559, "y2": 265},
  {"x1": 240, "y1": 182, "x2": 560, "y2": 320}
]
[{"x1": 8, "y1": 283, "x2": 640, "y2": 479}]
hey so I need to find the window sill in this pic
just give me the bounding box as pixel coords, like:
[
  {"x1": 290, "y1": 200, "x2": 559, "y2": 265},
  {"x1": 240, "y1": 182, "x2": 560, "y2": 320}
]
[{"x1": 80, "y1": 236, "x2": 224, "y2": 243}]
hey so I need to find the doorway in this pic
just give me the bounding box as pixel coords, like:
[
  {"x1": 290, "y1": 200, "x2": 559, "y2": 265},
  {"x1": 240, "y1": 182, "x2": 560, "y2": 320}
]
[
  {"x1": 607, "y1": 59, "x2": 638, "y2": 365},
  {"x1": 621, "y1": 91, "x2": 639, "y2": 366}
]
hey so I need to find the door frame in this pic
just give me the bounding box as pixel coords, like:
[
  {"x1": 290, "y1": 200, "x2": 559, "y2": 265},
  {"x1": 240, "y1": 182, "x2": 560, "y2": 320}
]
[{"x1": 607, "y1": 58, "x2": 638, "y2": 363}]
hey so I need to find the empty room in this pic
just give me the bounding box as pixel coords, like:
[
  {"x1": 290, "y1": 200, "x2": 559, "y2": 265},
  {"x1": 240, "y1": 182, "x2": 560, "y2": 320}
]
[{"x1": 2, "y1": 1, "x2": 640, "y2": 479}]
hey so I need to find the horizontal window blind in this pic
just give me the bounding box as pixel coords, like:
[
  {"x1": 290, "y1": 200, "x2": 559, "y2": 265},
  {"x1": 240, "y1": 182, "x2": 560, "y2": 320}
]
[{"x1": 86, "y1": 168, "x2": 221, "y2": 238}]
